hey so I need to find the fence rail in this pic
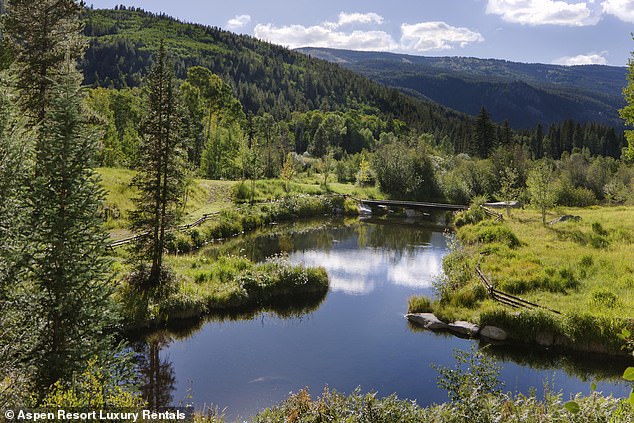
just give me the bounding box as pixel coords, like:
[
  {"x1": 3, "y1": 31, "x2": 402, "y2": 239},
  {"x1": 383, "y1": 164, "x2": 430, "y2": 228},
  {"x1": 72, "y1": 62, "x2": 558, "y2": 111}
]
[{"x1": 475, "y1": 266, "x2": 560, "y2": 314}]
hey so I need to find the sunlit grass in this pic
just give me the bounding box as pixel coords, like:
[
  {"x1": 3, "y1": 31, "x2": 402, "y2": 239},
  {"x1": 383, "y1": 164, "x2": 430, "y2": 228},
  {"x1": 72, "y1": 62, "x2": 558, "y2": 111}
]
[{"x1": 410, "y1": 205, "x2": 634, "y2": 353}]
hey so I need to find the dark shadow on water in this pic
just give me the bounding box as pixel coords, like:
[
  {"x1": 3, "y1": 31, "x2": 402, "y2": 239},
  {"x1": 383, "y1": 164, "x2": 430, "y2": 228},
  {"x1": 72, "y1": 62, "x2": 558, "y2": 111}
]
[
  {"x1": 127, "y1": 290, "x2": 328, "y2": 342},
  {"x1": 479, "y1": 340, "x2": 634, "y2": 382}
]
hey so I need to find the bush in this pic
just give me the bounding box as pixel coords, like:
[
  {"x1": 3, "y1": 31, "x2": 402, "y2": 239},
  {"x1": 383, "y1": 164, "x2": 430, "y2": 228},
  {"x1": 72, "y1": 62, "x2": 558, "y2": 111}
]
[
  {"x1": 453, "y1": 207, "x2": 486, "y2": 227},
  {"x1": 458, "y1": 221, "x2": 521, "y2": 248},
  {"x1": 555, "y1": 181, "x2": 597, "y2": 207},
  {"x1": 589, "y1": 288, "x2": 619, "y2": 309}
]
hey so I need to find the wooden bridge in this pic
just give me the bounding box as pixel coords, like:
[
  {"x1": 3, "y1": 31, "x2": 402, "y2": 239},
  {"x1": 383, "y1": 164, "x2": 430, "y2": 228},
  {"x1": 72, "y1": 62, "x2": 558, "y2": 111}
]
[{"x1": 353, "y1": 197, "x2": 468, "y2": 212}]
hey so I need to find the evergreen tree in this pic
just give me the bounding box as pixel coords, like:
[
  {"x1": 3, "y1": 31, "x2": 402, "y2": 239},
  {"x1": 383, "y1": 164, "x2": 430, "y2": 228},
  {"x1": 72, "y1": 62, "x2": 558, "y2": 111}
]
[
  {"x1": 28, "y1": 58, "x2": 114, "y2": 392},
  {"x1": 0, "y1": 70, "x2": 35, "y2": 407},
  {"x1": 3, "y1": 0, "x2": 85, "y2": 123},
  {"x1": 620, "y1": 35, "x2": 634, "y2": 162},
  {"x1": 473, "y1": 107, "x2": 496, "y2": 158},
  {"x1": 130, "y1": 43, "x2": 185, "y2": 288}
]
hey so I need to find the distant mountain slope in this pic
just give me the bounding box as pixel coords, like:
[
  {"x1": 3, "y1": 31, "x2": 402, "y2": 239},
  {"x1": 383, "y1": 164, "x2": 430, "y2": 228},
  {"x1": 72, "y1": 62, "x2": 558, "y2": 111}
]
[
  {"x1": 297, "y1": 48, "x2": 627, "y2": 129},
  {"x1": 80, "y1": 7, "x2": 475, "y2": 144}
]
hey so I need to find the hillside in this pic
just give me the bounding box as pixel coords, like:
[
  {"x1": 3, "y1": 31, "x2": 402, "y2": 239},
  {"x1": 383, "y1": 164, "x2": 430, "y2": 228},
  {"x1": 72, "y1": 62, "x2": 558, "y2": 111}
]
[
  {"x1": 297, "y1": 48, "x2": 628, "y2": 129},
  {"x1": 81, "y1": 7, "x2": 475, "y2": 144}
]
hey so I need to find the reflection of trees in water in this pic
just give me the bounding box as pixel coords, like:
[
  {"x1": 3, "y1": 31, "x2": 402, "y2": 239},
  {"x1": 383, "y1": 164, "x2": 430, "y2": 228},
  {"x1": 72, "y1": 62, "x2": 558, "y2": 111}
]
[
  {"x1": 130, "y1": 290, "x2": 328, "y2": 344},
  {"x1": 480, "y1": 341, "x2": 629, "y2": 382},
  {"x1": 134, "y1": 334, "x2": 176, "y2": 409},
  {"x1": 198, "y1": 216, "x2": 441, "y2": 269},
  {"x1": 362, "y1": 219, "x2": 433, "y2": 256}
]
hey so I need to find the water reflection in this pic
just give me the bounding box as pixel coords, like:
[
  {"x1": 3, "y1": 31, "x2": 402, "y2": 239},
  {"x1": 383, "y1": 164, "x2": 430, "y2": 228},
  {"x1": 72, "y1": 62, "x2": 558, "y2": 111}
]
[
  {"x1": 134, "y1": 334, "x2": 176, "y2": 409},
  {"x1": 141, "y1": 218, "x2": 630, "y2": 419}
]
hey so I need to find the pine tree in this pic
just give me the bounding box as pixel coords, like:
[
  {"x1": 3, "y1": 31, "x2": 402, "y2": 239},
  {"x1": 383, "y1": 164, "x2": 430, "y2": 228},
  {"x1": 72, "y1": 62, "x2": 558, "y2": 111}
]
[
  {"x1": 0, "y1": 70, "x2": 35, "y2": 407},
  {"x1": 28, "y1": 58, "x2": 114, "y2": 391},
  {"x1": 473, "y1": 107, "x2": 496, "y2": 158},
  {"x1": 130, "y1": 43, "x2": 185, "y2": 288},
  {"x1": 3, "y1": 0, "x2": 85, "y2": 123},
  {"x1": 620, "y1": 35, "x2": 634, "y2": 162}
]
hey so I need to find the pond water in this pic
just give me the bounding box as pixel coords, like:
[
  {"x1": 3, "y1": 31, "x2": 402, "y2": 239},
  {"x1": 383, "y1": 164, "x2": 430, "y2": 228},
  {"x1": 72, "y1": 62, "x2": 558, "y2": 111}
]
[{"x1": 136, "y1": 217, "x2": 631, "y2": 420}]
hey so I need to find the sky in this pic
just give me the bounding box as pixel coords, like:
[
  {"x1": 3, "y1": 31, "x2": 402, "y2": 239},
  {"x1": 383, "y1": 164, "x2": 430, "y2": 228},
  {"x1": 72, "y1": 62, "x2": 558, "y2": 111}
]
[{"x1": 86, "y1": 0, "x2": 634, "y2": 66}]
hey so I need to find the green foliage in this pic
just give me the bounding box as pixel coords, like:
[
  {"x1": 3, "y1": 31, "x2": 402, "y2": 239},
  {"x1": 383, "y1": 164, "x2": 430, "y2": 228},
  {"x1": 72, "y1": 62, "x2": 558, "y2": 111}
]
[
  {"x1": 41, "y1": 358, "x2": 144, "y2": 410},
  {"x1": 28, "y1": 59, "x2": 116, "y2": 393},
  {"x1": 0, "y1": 72, "x2": 35, "y2": 406},
  {"x1": 4, "y1": 0, "x2": 85, "y2": 122},
  {"x1": 620, "y1": 34, "x2": 634, "y2": 162},
  {"x1": 129, "y1": 43, "x2": 186, "y2": 288},
  {"x1": 479, "y1": 309, "x2": 564, "y2": 342},
  {"x1": 527, "y1": 160, "x2": 557, "y2": 224},
  {"x1": 305, "y1": 48, "x2": 627, "y2": 132},
  {"x1": 453, "y1": 201, "x2": 488, "y2": 227},
  {"x1": 589, "y1": 288, "x2": 619, "y2": 308},
  {"x1": 372, "y1": 138, "x2": 440, "y2": 201},
  {"x1": 407, "y1": 296, "x2": 433, "y2": 313},
  {"x1": 125, "y1": 254, "x2": 329, "y2": 325},
  {"x1": 435, "y1": 347, "x2": 502, "y2": 405},
  {"x1": 82, "y1": 8, "x2": 474, "y2": 143},
  {"x1": 458, "y1": 221, "x2": 522, "y2": 249},
  {"x1": 496, "y1": 265, "x2": 578, "y2": 294},
  {"x1": 555, "y1": 180, "x2": 597, "y2": 207}
]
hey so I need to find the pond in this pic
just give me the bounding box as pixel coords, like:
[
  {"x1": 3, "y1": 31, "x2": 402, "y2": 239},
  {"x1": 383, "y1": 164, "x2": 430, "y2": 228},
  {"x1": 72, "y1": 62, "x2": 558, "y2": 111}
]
[{"x1": 135, "y1": 217, "x2": 631, "y2": 421}]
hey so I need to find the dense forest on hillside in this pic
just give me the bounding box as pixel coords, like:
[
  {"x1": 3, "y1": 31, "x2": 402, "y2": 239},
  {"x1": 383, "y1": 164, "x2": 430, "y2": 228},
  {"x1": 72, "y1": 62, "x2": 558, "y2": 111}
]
[
  {"x1": 77, "y1": 7, "x2": 626, "y2": 163},
  {"x1": 81, "y1": 6, "x2": 475, "y2": 145},
  {"x1": 298, "y1": 47, "x2": 627, "y2": 129}
]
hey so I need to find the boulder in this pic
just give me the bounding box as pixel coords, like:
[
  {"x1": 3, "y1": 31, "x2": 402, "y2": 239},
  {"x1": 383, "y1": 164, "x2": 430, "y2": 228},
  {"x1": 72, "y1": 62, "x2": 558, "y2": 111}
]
[
  {"x1": 406, "y1": 313, "x2": 448, "y2": 331},
  {"x1": 549, "y1": 215, "x2": 581, "y2": 225},
  {"x1": 448, "y1": 321, "x2": 480, "y2": 337},
  {"x1": 479, "y1": 325, "x2": 508, "y2": 341}
]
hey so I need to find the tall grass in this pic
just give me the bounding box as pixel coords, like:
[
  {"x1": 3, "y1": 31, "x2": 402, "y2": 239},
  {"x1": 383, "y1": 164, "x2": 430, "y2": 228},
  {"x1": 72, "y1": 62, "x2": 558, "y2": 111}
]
[
  {"x1": 119, "y1": 254, "x2": 329, "y2": 327},
  {"x1": 432, "y1": 206, "x2": 634, "y2": 355}
]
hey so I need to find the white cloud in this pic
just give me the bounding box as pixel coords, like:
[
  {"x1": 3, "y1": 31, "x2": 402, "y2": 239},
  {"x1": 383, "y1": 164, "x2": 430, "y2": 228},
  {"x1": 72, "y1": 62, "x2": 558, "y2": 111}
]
[
  {"x1": 226, "y1": 14, "x2": 251, "y2": 31},
  {"x1": 601, "y1": 0, "x2": 634, "y2": 22},
  {"x1": 553, "y1": 52, "x2": 608, "y2": 65},
  {"x1": 254, "y1": 12, "x2": 482, "y2": 53},
  {"x1": 254, "y1": 23, "x2": 398, "y2": 51},
  {"x1": 336, "y1": 12, "x2": 384, "y2": 27},
  {"x1": 400, "y1": 22, "x2": 484, "y2": 52},
  {"x1": 486, "y1": 0, "x2": 602, "y2": 26},
  {"x1": 289, "y1": 249, "x2": 440, "y2": 295}
]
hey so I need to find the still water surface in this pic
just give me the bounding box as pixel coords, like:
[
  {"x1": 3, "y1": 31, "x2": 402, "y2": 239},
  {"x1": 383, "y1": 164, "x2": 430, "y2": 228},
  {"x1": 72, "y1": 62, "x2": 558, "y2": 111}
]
[{"x1": 142, "y1": 218, "x2": 631, "y2": 420}]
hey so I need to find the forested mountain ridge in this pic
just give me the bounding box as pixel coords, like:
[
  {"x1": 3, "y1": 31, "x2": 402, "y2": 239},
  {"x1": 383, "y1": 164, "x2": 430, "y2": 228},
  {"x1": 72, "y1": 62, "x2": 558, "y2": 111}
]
[
  {"x1": 80, "y1": 7, "x2": 475, "y2": 144},
  {"x1": 297, "y1": 47, "x2": 628, "y2": 129}
]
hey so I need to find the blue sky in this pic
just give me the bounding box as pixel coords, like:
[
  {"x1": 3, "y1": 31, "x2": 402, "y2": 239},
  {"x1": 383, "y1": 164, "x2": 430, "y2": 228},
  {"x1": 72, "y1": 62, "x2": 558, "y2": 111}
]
[{"x1": 87, "y1": 0, "x2": 634, "y2": 66}]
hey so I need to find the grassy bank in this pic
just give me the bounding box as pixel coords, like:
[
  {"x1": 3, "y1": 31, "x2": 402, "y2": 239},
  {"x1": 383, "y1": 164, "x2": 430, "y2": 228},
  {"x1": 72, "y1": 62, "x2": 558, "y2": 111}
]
[
  {"x1": 98, "y1": 168, "x2": 367, "y2": 328},
  {"x1": 98, "y1": 167, "x2": 378, "y2": 237},
  {"x1": 117, "y1": 254, "x2": 329, "y2": 328},
  {"x1": 409, "y1": 206, "x2": 634, "y2": 356}
]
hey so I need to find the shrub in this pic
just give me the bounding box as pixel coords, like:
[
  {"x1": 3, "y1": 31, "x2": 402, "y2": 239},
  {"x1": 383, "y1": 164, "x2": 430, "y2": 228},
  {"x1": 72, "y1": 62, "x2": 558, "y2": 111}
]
[
  {"x1": 556, "y1": 183, "x2": 597, "y2": 207},
  {"x1": 458, "y1": 221, "x2": 521, "y2": 248},
  {"x1": 589, "y1": 288, "x2": 619, "y2": 309}
]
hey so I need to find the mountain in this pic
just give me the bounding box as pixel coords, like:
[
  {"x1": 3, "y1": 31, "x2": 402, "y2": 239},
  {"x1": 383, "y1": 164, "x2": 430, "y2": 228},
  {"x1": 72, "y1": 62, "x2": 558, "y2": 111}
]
[
  {"x1": 80, "y1": 7, "x2": 476, "y2": 146},
  {"x1": 297, "y1": 48, "x2": 628, "y2": 129}
]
